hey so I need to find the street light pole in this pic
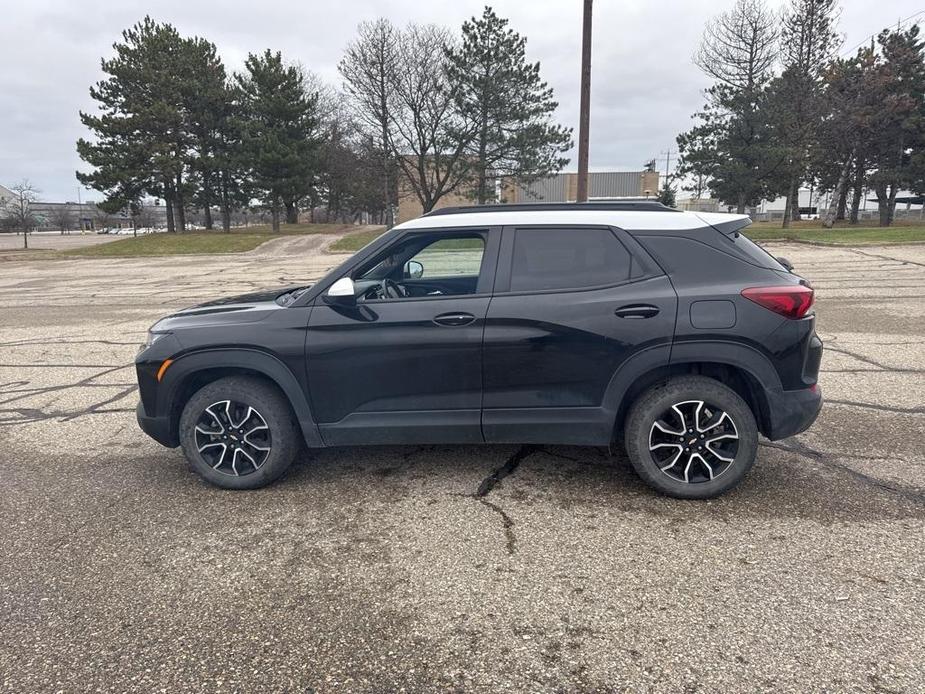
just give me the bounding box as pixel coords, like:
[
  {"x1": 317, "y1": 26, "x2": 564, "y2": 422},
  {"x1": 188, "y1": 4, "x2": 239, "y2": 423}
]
[{"x1": 576, "y1": 0, "x2": 593, "y2": 203}]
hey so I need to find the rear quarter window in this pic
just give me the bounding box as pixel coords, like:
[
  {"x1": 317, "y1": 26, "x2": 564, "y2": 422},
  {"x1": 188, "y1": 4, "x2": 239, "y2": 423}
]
[{"x1": 720, "y1": 230, "x2": 787, "y2": 271}]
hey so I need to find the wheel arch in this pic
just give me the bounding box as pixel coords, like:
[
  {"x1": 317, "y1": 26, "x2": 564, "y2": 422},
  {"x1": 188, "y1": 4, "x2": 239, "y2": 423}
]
[
  {"x1": 606, "y1": 342, "x2": 778, "y2": 440},
  {"x1": 158, "y1": 349, "x2": 322, "y2": 448}
]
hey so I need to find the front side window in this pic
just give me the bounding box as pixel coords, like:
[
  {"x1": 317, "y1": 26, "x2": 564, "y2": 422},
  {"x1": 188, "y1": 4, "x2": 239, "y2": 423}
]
[
  {"x1": 356, "y1": 232, "x2": 486, "y2": 300},
  {"x1": 510, "y1": 227, "x2": 633, "y2": 292},
  {"x1": 408, "y1": 237, "x2": 485, "y2": 279}
]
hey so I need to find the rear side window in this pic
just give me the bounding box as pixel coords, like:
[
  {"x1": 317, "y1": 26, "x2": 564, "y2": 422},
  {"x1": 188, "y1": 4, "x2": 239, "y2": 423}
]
[
  {"x1": 725, "y1": 231, "x2": 787, "y2": 271},
  {"x1": 510, "y1": 227, "x2": 633, "y2": 292}
]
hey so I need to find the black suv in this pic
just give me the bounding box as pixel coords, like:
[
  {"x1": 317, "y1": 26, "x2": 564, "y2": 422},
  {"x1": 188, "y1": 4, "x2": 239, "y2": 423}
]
[{"x1": 136, "y1": 202, "x2": 822, "y2": 498}]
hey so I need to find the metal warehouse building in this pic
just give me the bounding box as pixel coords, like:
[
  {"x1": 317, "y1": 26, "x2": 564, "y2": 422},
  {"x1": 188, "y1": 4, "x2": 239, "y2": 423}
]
[
  {"x1": 507, "y1": 170, "x2": 661, "y2": 203},
  {"x1": 397, "y1": 169, "x2": 661, "y2": 222}
]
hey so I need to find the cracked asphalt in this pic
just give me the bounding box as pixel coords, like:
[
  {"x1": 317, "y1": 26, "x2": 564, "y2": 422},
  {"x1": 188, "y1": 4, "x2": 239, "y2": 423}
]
[{"x1": 1, "y1": 239, "x2": 923, "y2": 692}]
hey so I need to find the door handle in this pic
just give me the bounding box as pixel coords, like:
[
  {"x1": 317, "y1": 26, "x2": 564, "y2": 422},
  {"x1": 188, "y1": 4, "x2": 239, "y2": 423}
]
[
  {"x1": 614, "y1": 304, "x2": 660, "y2": 319},
  {"x1": 433, "y1": 312, "x2": 476, "y2": 327}
]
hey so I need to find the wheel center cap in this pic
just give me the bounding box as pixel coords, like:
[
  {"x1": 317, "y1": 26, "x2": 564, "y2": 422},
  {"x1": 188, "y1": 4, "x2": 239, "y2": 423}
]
[{"x1": 688, "y1": 437, "x2": 698, "y2": 446}]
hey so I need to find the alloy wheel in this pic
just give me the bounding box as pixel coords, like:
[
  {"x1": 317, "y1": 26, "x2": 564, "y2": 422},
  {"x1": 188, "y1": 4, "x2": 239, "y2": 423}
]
[
  {"x1": 647, "y1": 400, "x2": 740, "y2": 484},
  {"x1": 194, "y1": 400, "x2": 272, "y2": 476}
]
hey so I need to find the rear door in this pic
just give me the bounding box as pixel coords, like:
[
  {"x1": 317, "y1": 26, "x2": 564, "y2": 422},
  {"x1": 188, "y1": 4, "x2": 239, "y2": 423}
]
[{"x1": 482, "y1": 225, "x2": 677, "y2": 445}]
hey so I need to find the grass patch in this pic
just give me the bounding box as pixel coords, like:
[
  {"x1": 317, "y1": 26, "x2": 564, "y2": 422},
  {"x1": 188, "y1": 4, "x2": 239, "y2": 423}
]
[
  {"x1": 743, "y1": 225, "x2": 925, "y2": 245},
  {"x1": 328, "y1": 228, "x2": 388, "y2": 253},
  {"x1": 64, "y1": 223, "x2": 359, "y2": 258}
]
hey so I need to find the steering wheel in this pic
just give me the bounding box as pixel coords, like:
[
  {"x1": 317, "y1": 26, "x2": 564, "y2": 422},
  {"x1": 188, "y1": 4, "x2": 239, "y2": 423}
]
[{"x1": 380, "y1": 278, "x2": 405, "y2": 299}]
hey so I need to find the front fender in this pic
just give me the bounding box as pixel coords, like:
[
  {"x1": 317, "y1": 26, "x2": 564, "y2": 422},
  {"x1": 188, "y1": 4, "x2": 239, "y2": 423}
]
[{"x1": 156, "y1": 348, "x2": 322, "y2": 448}]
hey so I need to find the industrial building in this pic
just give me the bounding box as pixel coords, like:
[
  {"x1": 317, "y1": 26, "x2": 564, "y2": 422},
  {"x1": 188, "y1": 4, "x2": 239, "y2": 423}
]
[
  {"x1": 396, "y1": 169, "x2": 661, "y2": 223},
  {"x1": 0, "y1": 183, "x2": 168, "y2": 231}
]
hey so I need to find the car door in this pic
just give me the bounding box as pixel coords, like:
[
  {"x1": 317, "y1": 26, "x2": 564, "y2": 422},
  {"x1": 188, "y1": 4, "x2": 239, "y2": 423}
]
[
  {"x1": 306, "y1": 227, "x2": 500, "y2": 446},
  {"x1": 482, "y1": 224, "x2": 677, "y2": 445}
]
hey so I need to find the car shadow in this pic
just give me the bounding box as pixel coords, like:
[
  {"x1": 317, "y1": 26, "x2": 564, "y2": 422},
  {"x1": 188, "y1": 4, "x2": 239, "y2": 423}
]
[{"x1": 275, "y1": 440, "x2": 925, "y2": 525}]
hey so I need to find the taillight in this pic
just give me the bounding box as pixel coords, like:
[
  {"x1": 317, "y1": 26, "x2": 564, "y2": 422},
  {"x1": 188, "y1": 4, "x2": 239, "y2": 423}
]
[{"x1": 741, "y1": 285, "x2": 814, "y2": 319}]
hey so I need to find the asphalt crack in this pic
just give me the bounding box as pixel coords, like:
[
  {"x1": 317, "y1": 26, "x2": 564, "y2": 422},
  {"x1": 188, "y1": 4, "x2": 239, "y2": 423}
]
[
  {"x1": 474, "y1": 445, "x2": 535, "y2": 497},
  {"x1": 472, "y1": 445, "x2": 536, "y2": 556},
  {"x1": 848, "y1": 248, "x2": 925, "y2": 269},
  {"x1": 824, "y1": 345, "x2": 925, "y2": 374},
  {"x1": 827, "y1": 399, "x2": 925, "y2": 415},
  {"x1": 761, "y1": 439, "x2": 925, "y2": 504},
  {"x1": 478, "y1": 498, "x2": 517, "y2": 555}
]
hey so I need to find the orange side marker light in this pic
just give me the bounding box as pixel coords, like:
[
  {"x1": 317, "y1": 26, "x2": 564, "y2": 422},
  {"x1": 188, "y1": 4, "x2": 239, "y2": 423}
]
[{"x1": 156, "y1": 359, "x2": 174, "y2": 382}]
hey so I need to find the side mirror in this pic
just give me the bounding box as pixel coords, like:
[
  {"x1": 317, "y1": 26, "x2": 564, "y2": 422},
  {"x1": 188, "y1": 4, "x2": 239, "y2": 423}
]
[
  {"x1": 404, "y1": 260, "x2": 424, "y2": 279},
  {"x1": 776, "y1": 256, "x2": 794, "y2": 272},
  {"x1": 325, "y1": 276, "x2": 357, "y2": 305}
]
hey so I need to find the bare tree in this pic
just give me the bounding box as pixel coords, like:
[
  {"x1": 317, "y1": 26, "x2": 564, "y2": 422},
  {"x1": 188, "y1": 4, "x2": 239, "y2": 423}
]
[
  {"x1": 389, "y1": 24, "x2": 476, "y2": 213},
  {"x1": 694, "y1": 0, "x2": 779, "y2": 92},
  {"x1": 339, "y1": 19, "x2": 401, "y2": 226},
  {"x1": 778, "y1": 0, "x2": 842, "y2": 226},
  {"x1": 781, "y1": 0, "x2": 842, "y2": 79},
  {"x1": 50, "y1": 206, "x2": 75, "y2": 235},
  {"x1": 92, "y1": 204, "x2": 114, "y2": 232},
  {"x1": 0, "y1": 180, "x2": 41, "y2": 249}
]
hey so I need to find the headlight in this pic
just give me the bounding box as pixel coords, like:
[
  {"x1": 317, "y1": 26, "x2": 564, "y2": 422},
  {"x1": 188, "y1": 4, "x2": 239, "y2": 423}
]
[{"x1": 144, "y1": 330, "x2": 171, "y2": 349}]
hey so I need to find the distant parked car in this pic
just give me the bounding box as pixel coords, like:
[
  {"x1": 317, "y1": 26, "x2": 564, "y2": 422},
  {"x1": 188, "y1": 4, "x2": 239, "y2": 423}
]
[{"x1": 135, "y1": 202, "x2": 822, "y2": 498}]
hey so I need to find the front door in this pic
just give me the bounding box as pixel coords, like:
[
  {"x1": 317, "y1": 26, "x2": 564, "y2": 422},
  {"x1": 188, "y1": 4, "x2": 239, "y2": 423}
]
[{"x1": 306, "y1": 227, "x2": 499, "y2": 446}]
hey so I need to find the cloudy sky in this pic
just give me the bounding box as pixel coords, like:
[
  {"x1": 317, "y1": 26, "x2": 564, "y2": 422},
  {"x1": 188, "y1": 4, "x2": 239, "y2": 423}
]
[{"x1": 0, "y1": 0, "x2": 916, "y2": 202}]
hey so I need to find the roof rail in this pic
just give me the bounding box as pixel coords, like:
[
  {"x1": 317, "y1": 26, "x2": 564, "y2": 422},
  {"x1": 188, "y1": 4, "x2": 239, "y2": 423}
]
[{"x1": 424, "y1": 201, "x2": 681, "y2": 217}]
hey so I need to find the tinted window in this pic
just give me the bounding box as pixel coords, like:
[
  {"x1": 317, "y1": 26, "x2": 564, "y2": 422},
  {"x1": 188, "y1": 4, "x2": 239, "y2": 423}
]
[
  {"x1": 510, "y1": 227, "x2": 633, "y2": 292},
  {"x1": 732, "y1": 232, "x2": 788, "y2": 271}
]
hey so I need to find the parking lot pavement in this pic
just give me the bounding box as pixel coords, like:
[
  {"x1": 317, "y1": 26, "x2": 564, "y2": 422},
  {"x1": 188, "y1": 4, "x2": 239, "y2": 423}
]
[
  {"x1": 0, "y1": 243, "x2": 923, "y2": 692},
  {"x1": 0, "y1": 231, "x2": 117, "y2": 252}
]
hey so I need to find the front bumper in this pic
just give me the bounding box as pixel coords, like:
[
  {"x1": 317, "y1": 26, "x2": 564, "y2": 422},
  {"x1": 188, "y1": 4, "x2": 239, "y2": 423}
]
[
  {"x1": 136, "y1": 400, "x2": 179, "y2": 448},
  {"x1": 763, "y1": 385, "x2": 822, "y2": 440}
]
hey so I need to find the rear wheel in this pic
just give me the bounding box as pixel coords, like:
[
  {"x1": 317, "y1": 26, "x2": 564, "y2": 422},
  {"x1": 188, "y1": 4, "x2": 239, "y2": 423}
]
[
  {"x1": 178, "y1": 376, "x2": 300, "y2": 489},
  {"x1": 624, "y1": 376, "x2": 758, "y2": 499}
]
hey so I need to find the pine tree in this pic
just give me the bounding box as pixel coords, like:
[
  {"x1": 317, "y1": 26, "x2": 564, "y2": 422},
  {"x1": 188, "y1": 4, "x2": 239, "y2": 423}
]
[
  {"x1": 867, "y1": 26, "x2": 925, "y2": 226},
  {"x1": 77, "y1": 18, "x2": 189, "y2": 231},
  {"x1": 183, "y1": 37, "x2": 229, "y2": 230},
  {"x1": 446, "y1": 6, "x2": 571, "y2": 204},
  {"x1": 236, "y1": 51, "x2": 322, "y2": 231}
]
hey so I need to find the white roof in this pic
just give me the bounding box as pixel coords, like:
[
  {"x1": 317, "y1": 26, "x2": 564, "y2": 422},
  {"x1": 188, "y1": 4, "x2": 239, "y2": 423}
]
[{"x1": 394, "y1": 209, "x2": 749, "y2": 232}]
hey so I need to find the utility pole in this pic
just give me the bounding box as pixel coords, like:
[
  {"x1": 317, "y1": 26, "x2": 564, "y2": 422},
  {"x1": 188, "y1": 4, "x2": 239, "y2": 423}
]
[
  {"x1": 661, "y1": 148, "x2": 675, "y2": 183},
  {"x1": 576, "y1": 0, "x2": 593, "y2": 203}
]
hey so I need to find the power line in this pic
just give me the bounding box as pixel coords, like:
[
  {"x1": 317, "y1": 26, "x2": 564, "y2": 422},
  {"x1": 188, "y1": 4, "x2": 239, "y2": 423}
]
[{"x1": 840, "y1": 9, "x2": 925, "y2": 57}]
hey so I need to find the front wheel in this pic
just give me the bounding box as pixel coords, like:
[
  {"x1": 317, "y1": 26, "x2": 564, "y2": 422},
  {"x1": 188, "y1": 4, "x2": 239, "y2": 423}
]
[
  {"x1": 624, "y1": 376, "x2": 758, "y2": 499},
  {"x1": 178, "y1": 376, "x2": 300, "y2": 489}
]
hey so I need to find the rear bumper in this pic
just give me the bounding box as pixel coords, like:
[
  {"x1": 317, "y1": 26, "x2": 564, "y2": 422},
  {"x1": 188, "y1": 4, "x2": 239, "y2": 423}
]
[
  {"x1": 763, "y1": 385, "x2": 822, "y2": 440},
  {"x1": 136, "y1": 400, "x2": 179, "y2": 448}
]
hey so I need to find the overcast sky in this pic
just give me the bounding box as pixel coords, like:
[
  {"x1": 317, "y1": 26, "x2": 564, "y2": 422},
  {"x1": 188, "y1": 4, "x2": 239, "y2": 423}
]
[{"x1": 0, "y1": 0, "x2": 916, "y2": 202}]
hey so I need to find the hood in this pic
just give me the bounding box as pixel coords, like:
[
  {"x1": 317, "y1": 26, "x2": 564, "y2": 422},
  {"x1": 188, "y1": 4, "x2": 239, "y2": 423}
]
[{"x1": 151, "y1": 285, "x2": 307, "y2": 331}]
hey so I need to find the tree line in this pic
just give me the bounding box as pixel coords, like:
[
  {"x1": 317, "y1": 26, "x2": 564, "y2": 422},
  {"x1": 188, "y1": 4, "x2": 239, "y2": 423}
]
[
  {"x1": 77, "y1": 8, "x2": 572, "y2": 233},
  {"x1": 675, "y1": 0, "x2": 925, "y2": 227}
]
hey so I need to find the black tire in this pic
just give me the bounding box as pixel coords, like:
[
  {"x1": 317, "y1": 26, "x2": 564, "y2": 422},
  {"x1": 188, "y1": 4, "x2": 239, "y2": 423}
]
[
  {"x1": 178, "y1": 376, "x2": 300, "y2": 489},
  {"x1": 624, "y1": 376, "x2": 758, "y2": 499}
]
